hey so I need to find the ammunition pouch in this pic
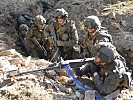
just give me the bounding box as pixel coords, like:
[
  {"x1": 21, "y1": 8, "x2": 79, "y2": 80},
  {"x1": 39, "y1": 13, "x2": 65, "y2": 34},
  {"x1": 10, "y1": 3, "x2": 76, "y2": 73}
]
[{"x1": 61, "y1": 34, "x2": 68, "y2": 41}]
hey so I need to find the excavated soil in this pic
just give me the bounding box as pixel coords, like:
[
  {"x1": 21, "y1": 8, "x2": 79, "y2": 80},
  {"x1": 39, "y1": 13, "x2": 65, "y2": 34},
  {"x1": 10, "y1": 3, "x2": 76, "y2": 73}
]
[{"x1": 0, "y1": 0, "x2": 133, "y2": 100}]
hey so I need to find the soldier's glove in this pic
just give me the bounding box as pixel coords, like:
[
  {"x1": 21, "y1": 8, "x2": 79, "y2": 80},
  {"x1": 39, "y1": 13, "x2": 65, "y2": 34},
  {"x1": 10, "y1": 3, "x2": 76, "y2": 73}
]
[{"x1": 57, "y1": 40, "x2": 64, "y2": 46}]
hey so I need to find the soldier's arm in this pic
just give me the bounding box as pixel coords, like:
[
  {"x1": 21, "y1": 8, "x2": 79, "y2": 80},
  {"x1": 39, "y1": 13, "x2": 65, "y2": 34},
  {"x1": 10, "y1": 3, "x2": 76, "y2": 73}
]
[
  {"x1": 25, "y1": 28, "x2": 33, "y2": 39},
  {"x1": 30, "y1": 37, "x2": 44, "y2": 51},
  {"x1": 25, "y1": 28, "x2": 42, "y2": 49},
  {"x1": 93, "y1": 72, "x2": 121, "y2": 95}
]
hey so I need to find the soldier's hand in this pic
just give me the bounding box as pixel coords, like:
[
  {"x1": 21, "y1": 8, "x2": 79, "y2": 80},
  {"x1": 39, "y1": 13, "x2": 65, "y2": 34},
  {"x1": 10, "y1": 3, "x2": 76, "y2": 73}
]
[
  {"x1": 91, "y1": 63, "x2": 99, "y2": 74},
  {"x1": 57, "y1": 40, "x2": 64, "y2": 46}
]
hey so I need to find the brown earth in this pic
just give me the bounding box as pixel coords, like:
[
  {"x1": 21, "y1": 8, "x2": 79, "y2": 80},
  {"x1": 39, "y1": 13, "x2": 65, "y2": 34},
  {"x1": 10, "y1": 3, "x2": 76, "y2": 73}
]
[{"x1": 0, "y1": 0, "x2": 133, "y2": 100}]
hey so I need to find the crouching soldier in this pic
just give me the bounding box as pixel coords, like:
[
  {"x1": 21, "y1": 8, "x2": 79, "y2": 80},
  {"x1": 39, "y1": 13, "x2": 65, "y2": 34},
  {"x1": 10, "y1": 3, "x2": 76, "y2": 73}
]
[
  {"x1": 76, "y1": 42, "x2": 132, "y2": 95},
  {"x1": 24, "y1": 15, "x2": 49, "y2": 59},
  {"x1": 80, "y1": 15, "x2": 112, "y2": 58},
  {"x1": 16, "y1": 24, "x2": 30, "y2": 56}
]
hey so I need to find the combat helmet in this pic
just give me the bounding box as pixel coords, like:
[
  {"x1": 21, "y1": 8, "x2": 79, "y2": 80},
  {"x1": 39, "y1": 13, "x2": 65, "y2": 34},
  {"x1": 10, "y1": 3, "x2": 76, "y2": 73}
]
[
  {"x1": 19, "y1": 24, "x2": 29, "y2": 31},
  {"x1": 83, "y1": 15, "x2": 101, "y2": 30},
  {"x1": 9, "y1": 11, "x2": 17, "y2": 17},
  {"x1": 34, "y1": 15, "x2": 46, "y2": 25},
  {"x1": 91, "y1": 42, "x2": 117, "y2": 63},
  {"x1": 54, "y1": 8, "x2": 68, "y2": 18}
]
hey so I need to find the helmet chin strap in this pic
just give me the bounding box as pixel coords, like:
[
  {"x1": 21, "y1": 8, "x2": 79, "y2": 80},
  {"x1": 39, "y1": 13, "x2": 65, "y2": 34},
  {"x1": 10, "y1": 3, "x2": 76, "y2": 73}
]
[{"x1": 89, "y1": 31, "x2": 96, "y2": 38}]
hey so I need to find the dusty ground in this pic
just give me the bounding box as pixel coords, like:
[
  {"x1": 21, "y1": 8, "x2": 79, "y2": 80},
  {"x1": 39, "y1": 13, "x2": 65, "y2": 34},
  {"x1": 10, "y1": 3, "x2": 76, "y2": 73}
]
[{"x1": 0, "y1": 0, "x2": 133, "y2": 100}]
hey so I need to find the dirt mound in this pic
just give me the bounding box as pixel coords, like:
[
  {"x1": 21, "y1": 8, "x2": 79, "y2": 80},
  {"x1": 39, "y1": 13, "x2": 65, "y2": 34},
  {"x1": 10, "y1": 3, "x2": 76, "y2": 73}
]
[
  {"x1": 0, "y1": 0, "x2": 133, "y2": 100},
  {"x1": 0, "y1": 49, "x2": 133, "y2": 100}
]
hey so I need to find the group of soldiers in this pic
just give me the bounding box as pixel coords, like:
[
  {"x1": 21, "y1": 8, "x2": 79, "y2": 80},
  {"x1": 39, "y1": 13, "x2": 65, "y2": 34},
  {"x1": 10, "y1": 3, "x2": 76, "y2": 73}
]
[{"x1": 9, "y1": 7, "x2": 132, "y2": 96}]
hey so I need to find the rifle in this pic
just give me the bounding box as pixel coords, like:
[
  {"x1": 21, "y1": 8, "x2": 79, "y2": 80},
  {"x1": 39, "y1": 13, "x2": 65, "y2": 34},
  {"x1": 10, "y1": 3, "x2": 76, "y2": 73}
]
[
  {"x1": 74, "y1": 16, "x2": 90, "y2": 58},
  {"x1": 6, "y1": 57, "x2": 94, "y2": 77},
  {"x1": 32, "y1": 37, "x2": 47, "y2": 56},
  {"x1": 49, "y1": 23, "x2": 61, "y2": 62}
]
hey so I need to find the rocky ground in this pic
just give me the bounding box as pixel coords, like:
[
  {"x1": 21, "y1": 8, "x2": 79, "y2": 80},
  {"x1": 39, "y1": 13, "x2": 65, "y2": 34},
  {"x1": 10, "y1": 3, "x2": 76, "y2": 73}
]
[{"x1": 0, "y1": 0, "x2": 133, "y2": 100}]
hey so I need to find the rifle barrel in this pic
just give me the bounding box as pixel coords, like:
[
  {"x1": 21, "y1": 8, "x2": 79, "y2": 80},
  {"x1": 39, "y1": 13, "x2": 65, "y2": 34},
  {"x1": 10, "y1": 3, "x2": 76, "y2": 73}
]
[{"x1": 7, "y1": 58, "x2": 95, "y2": 77}]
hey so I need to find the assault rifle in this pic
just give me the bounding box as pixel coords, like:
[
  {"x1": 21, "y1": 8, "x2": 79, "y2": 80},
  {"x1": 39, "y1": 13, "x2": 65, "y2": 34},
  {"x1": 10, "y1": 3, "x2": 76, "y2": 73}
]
[
  {"x1": 49, "y1": 23, "x2": 61, "y2": 62},
  {"x1": 6, "y1": 57, "x2": 94, "y2": 77},
  {"x1": 32, "y1": 37, "x2": 47, "y2": 56}
]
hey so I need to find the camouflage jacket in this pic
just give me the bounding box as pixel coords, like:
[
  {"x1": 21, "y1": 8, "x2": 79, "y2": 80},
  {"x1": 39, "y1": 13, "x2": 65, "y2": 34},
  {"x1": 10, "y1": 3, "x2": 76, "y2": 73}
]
[
  {"x1": 25, "y1": 25, "x2": 48, "y2": 49},
  {"x1": 81, "y1": 27, "x2": 112, "y2": 53},
  {"x1": 45, "y1": 20, "x2": 79, "y2": 48},
  {"x1": 93, "y1": 55, "x2": 131, "y2": 94}
]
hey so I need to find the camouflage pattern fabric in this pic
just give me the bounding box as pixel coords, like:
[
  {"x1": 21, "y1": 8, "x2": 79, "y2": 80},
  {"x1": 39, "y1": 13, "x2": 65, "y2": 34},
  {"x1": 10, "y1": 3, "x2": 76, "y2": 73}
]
[
  {"x1": 93, "y1": 56, "x2": 131, "y2": 95},
  {"x1": 80, "y1": 27, "x2": 112, "y2": 57},
  {"x1": 45, "y1": 20, "x2": 79, "y2": 60},
  {"x1": 24, "y1": 25, "x2": 50, "y2": 59}
]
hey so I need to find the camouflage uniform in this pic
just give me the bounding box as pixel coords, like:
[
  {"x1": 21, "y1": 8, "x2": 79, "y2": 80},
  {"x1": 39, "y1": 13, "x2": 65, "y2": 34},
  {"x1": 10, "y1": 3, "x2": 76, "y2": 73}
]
[
  {"x1": 77, "y1": 42, "x2": 132, "y2": 95},
  {"x1": 82, "y1": 28, "x2": 112, "y2": 52},
  {"x1": 24, "y1": 15, "x2": 49, "y2": 59},
  {"x1": 9, "y1": 12, "x2": 33, "y2": 54},
  {"x1": 45, "y1": 8, "x2": 79, "y2": 61},
  {"x1": 16, "y1": 24, "x2": 30, "y2": 56},
  {"x1": 80, "y1": 16, "x2": 112, "y2": 57},
  {"x1": 91, "y1": 42, "x2": 132, "y2": 94}
]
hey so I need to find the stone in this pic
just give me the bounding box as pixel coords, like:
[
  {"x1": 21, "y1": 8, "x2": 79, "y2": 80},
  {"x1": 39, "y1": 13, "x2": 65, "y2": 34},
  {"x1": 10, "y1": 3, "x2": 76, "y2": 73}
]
[
  {"x1": 84, "y1": 90, "x2": 95, "y2": 100},
  {"x1": 47, "y1": 70, "x2": 56, "y2": 76},
  {"x1": 66, "y1": 88, "x2": 73, "y2": 94},
  {"x1": 58, "y1": 76, "x2": 72, "y2": 84},
  {"x1": 130, "y1": 46, "x2": 133, "y2": 51},
  {"x1": 60, "y1": 69, "x2": 68, "y2": 76},
  {"x1": 75, "y1": 91, "x2": 81, "y2": 98},
  {"x1": 24, "y1": 56, "x2": 31, "y2": 67},
  {"x1": 108, "y1": 12, "x2": 116, "y2": 19},
  {"x1": 121, "y1": 20, "x2": 127, "y2": 27},
  {"x1": 79, "y1": 93, "x2": 84, "y2": 100},
  {"x1": 104, "y1": 89, "x2": 120, "y2": 100},
  {"x1": 0, "y1": 49, "x2": 16, "y2": 56},
  {"x1": 58, "y1": 84, "x2": 66, "y2": 92}
]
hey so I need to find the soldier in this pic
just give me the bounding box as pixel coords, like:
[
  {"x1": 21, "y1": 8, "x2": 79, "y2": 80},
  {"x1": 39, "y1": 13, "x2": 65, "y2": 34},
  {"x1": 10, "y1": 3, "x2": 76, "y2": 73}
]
[
  {"x1": 45, "y1": 8, "x2": 79, "y2": 61},
  {"x1": 19, "y1": 24, "x2": 29, "y2": 38},
  {"x1": 76, "y1": 42, "x2": 132, "y2": 95},
  {"x1": 80, "y1": 15, "x2": 112, "y2": 58},
  {"x1": 16, "y1": 24, "x2": 30, "y2": 56},
  {"x1": 24, "y1": 15, "x2": 48, "y2": 59}
]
